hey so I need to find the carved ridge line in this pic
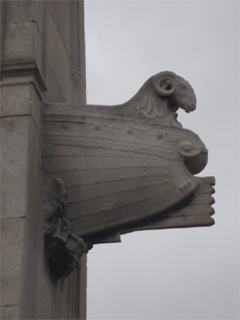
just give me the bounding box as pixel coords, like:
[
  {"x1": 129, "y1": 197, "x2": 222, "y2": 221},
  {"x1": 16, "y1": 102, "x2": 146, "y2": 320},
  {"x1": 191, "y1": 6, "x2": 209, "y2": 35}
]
[
  {"x1": 43, "y1": 165, "x2": 169, "y2": 174},
  {"x1": 66, "y1": 174, "x2": 167, "y2": 188},
  {"x1": 66, "y1": 181, "x2": 169, "y2": 205}
]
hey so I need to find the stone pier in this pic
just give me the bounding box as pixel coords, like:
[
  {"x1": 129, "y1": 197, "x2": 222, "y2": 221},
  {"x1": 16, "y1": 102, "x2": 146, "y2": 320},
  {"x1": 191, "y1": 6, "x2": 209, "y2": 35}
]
[{"x1": 1, "y1": 1, "x2": 87, "y2": 319}]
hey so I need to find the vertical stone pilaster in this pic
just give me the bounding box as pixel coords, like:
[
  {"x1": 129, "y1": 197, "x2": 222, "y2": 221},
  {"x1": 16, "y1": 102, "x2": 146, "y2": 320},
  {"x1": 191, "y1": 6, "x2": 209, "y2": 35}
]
[{"x1": 1, "y1": 1, "x2": 87, "y2": 319}]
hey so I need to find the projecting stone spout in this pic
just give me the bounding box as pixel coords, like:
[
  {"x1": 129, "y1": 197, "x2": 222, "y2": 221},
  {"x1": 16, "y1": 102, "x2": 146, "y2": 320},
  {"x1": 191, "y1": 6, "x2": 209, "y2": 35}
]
[{"x1": 42, "y1": 71, "x2": 215, "y2": 279}]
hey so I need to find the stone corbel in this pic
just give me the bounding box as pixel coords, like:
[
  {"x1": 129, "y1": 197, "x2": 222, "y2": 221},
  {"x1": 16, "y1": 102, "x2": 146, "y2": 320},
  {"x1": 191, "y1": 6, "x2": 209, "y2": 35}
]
[{"x1": 42, "y1": 71, "x2": 215, "y2": 280}]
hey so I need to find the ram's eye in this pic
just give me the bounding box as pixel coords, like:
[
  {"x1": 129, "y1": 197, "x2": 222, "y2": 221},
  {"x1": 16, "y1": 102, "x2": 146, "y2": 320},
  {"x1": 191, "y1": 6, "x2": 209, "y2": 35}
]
[{"x1": 178, "y1": 83, "x2": 187, "y2": 90}]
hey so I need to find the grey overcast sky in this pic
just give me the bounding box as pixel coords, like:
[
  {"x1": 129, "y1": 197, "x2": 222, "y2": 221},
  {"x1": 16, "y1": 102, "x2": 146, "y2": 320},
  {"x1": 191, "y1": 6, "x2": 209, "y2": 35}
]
[{"x1": 84, "y1": 1, "x2": 239, "y2": 319}]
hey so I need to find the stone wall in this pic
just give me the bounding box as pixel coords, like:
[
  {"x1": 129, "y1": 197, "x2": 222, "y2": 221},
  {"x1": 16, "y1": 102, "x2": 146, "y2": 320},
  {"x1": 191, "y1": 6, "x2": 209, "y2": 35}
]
[{"x1": 1, "y1": 1, "x2": 87, "y2": 319}]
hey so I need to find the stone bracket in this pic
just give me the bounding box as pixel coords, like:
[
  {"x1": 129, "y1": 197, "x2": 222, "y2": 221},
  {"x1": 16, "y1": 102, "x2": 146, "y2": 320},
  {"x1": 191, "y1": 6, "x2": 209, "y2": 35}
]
[{"x1": 42, "y1": 71, "x2": 216, "y2": 280}]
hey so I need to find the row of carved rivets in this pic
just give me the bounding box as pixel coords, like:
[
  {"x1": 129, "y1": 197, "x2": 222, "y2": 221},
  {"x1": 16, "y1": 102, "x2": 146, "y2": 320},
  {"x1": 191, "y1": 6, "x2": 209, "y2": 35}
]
[
  {"x1": 69, "y1": 172, "x2": 166, "y2": 189},
  {"x1": 42, "y1": 149, "x2": 165, "y2": 160},
  {"x1": 59, "y1": 123, "x2": 166, "y2": 137},
  {"x1": 48, "y1": 122, "x2": 168, "y2": 141},
  {"x1": 68, "y1": 187, "x2": 173, "y2": 217},
  {"x1": 100, "y1": 188, "x2": 172, "y2": 212},
  {"x1": 72, "y1": 188, "x2": 163, "y2": 203},
  {"x1": 101, "y1": 194, "x2": 149, "y2": 212},
  {"x1": 42, "y1": 147, "x2": 170, "y2": 159},
  {"x1": 43, "y1": 163, "x2": 162, "y2": 173},
  {"x1": 71, "y1": 171, "x2": 170, "y2": 203}
]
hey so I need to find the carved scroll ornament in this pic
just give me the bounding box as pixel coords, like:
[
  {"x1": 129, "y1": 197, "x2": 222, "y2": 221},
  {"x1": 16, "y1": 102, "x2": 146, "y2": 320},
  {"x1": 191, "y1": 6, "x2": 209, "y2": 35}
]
[
  {"x1": 42, "y1": 71, "x2": 215, "y2": 279},
  {"x1": 42, "y1": 175, "x2": 89, "y2": 280}
]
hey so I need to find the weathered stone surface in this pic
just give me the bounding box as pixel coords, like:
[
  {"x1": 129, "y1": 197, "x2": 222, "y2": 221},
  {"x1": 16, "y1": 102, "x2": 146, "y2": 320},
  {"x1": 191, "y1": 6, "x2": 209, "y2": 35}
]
[
  {"x1": 1, "y1": 116, "x2": 30, "y2": 219},
  {"x1": 0, "y1": 306, "x2": 26, "y2": 320},
  {"x1": 123, "y1": 176, "x2": 215, "y2": 234},
  {"x1": 1, "y1": 83, "x2": 33, "y2": 116},
  {"x1": 1, "y1": 24, "x2": 44, "y2": 80},
  {"x1": 1, "y1": 23, "x2": 35, "y2": 61},
  {"x1": 0, "y1": 216, "x2": 36, "y2": 319},
  {"x1": 60, "y1": 299, "x2": 69, "y2": 320},
  {"x1": 43, "y1": 71, "x2": 215, "y2": 247},
  {"x1": 78, "y1": 255, "x2": 87, "y2": 319},
  {"x1": 34, "y1": 0, "x2": 45, "y2": 36},
  {"x1": 44, "y1": 61, "x2": 66, "y2": 103},
  {"x1": 0, "y1": 1, "x2": 87, "y2": 318},
  {"x1": 0, "y1": 1, "x2": 35, "y2": 26},
  {"x1": 47, "y1": 1, "x2": 72, "y2": 60},
  {"x1": 33, "y1": 261, "x2": 54, "y2": 319},
  {"x1": 1, "y1": 68, "x2": 46, "y2": 96},
  {"x1": 75, "y1": 73, "x2": 87, "y2": 104},
  {"x1": 33, "y1": 22, "x2": 44, "y2": 76},
  {"x1": 45, "y1": 9, "x2": 73, "y2": 102},
  {"x1": 44, "y1": 4, "x2": 84, "y2": 103},
  {"x1": 0, "y1": 218, "x2": 26, "y2": 306},
  {"x1": 0, "y1": 116, "x2": 40, "y2": 222},
  {"x1": 77, "y1": 29, "x2": 86, "y2": 82},
  {"x1": 1, "y1": 82, "x2": 43, "y2": 124}
]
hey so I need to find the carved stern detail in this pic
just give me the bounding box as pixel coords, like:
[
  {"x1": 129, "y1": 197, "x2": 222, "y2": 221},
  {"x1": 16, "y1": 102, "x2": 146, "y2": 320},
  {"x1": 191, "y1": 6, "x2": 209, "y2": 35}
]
[{"x1": 42, "y1": 175, "x2": 89, "y2": 280}]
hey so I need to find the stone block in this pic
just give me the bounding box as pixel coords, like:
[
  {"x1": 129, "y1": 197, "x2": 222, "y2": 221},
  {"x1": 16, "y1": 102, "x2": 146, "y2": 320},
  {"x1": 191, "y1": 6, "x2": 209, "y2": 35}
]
[
  {"x1": 1, "y1": 82, "x2": 43, "y2": 125},
  {"x1": 0, "y1": 217, "x2": 36, "y2": 319},
  {"x1": 0, "y1": 1, "x2": 35, "y2": 26},
  {"x1": 1, "y1": 68, "x2": 45, "y2": 102},
  {"x1": 1, "y1": 116, "x2": 29, "y2": 219},
  {"x1": 1, "y1": 22, "x2": 35, "y2": 62},
  {"x1": 0, "y1": 1, "x2": 7, "y2": 27},
  {"x1": 0, "y1": 218, "x2": 26, "y2": 306},
  {"x1": 1, "y1": 23, "x2": 44, "y2": 78},
  {"x1": 0, "y1": 306, "x2": 26, "y2": 320},
  {"x1": 1, "y1": 116, "x2": 33, "y2": 220},
  {"x1": 1, "y1": 83, "x2": 33, "y2": 116}
]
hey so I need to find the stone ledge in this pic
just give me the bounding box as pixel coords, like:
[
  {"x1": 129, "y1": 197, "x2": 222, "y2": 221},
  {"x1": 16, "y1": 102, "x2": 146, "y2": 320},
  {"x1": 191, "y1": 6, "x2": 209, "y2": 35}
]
[{"x1": 1, "y1": 60, "x2": 47, "y2": 93}]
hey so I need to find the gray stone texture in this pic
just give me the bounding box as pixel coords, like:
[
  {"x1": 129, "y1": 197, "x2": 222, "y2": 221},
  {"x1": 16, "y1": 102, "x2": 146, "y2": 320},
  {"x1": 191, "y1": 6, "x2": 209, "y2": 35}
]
[
  {"x1": 43, "y1": 72, "x2": 215, "y2": 247},
  {"x1": 1, "y1": 1, "x2": 87, "y2": 319}
]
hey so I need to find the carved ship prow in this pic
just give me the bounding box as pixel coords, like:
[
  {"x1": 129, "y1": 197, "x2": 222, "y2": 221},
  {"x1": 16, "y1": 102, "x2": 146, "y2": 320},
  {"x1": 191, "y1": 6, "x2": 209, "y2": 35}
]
[{"x1": 43, "y1": 72, "x2": 215, "y2": 245}]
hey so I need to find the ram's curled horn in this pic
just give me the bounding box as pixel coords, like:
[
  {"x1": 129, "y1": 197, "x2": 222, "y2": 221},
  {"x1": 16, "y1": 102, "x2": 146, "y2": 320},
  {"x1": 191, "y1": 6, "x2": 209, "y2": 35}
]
[
  {"x1": 153, "y1": 73, "x2": 175, "y2": 96},
  {"x1": 155, "y1": 78, "x2": 175, "y2": 96}
]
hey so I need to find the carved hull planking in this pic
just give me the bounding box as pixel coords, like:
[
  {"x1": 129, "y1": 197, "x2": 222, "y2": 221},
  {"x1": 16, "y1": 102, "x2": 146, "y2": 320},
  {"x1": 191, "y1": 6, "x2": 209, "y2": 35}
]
[{"x1": 43, "y1": 104, "x2": 209, "y2": 239}]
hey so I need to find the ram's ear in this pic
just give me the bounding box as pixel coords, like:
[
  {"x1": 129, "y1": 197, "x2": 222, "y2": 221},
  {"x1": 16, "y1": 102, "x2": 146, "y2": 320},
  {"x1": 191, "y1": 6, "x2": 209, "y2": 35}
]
[{"x1": 153, "y1": 77, "x2": 175, "y2": 96}]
